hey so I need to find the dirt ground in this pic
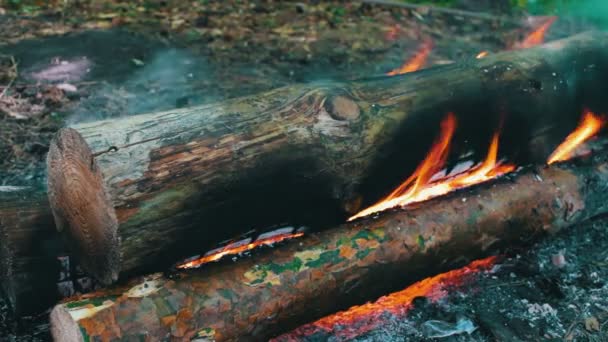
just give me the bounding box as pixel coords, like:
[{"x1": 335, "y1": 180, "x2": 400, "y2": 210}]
[{"x1": 0, "y1": 1, "x2": 604, "y2": 341}]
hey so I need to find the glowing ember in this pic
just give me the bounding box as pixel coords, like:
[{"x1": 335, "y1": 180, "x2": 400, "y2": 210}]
[
  {"x1": 385, "y1": 24, "x2": 400, "y2": 41},
  {"x1": 476, "y1": 51, "x2": 489, "y2": 59},
  {"x1": 275, "y1": 256, "x2": 497, "y2": 341},
  {"x1": 176, "y1": 231, "x2": 304, "y2": 269},
  {"x1": 517, "y1": 16, "x2": 557, "y2": 49},
  {"x1": 386, "y1": 40, "x2": 433, "y2": 76},
  {"x1": 349, "y1": 114, "x2": 515, "y2": 221},
  {"x1": 547, "y1": 111, "x2": 605, "y2": 165}
]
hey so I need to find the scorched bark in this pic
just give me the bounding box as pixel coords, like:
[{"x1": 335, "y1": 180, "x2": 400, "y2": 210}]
[
  {"x1": 0, "y1": 187, "x2": 64, "y2": 316},
  {"x1": 46, "y1": 31, "x2": 608, "y2": 284},
  {"x1": 50, "y1": 151, "x2": 608, "y2": 341}
]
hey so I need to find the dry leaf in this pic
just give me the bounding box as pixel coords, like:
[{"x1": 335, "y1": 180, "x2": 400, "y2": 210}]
[{"x1": 585, "y1": 316, "x2": 600, "y2": 332}]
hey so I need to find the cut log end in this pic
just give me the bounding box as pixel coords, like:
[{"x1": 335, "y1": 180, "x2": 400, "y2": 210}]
[
  {"x1": 46, "y1": 127, "x2": 121, "y2": 284},
  {"x1": 50, "y1": 305, "x2": 83, "y2": 342}
]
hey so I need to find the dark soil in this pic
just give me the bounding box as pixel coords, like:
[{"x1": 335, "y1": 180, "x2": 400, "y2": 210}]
[{"x1": 351, "y1": 216, "x2": 608, "y2": 341}]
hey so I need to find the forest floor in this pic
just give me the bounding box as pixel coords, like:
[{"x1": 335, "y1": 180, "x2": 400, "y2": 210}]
[{"x1": 0, "y1": 1, "x2": 605, "y2": 341}]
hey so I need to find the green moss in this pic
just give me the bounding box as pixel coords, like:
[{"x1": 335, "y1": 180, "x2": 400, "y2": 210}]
[
  {"x1": 64, "y1": 296, "x2": 116, "y2": 309},
  {"x1": 267, "y1": 257, "x2": 303, "y2": 274},
  {"x1": 417, "y1": 235, "x2": 426, "y2": 250},
  {"x1": 305, "y1": 250, "x2": 343, "y2": 268},
  {"x1": 467, "y1": 210, "x2": 481, "y2": 226},
  {"x1": 218, "y1": 288, "x2": 235, "y2": 301},
  {"x1": 125, "y1": 186, "x2": 195, "y2": 227},
  {"x1": 356, "y1": 248, "x2": 371, "y2": 259},
  {"x1": 79, "y1": 327, "x2": 90, "y2": 342}
]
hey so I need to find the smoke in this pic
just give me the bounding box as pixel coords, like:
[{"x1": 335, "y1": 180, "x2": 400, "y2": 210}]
[
  {"x1": 66, "y1": 49, "x2": 215, "y2": 125},
  {"x1": 524, "y1": 0, "x2": 608, "y2": 29}
]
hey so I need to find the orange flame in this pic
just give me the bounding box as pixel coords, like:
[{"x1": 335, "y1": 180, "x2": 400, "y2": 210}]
[
  {"x1": 349, "y1": 114, "x2": 515, "y2": 221},
  {"x1": 518, "y1": 16, "x2": 557, "y2": 49},
  {"x1": 176, "y1": 232, "x2": 304, "y2": 269},
  {"x1": 386, "y1": 40, "x2": 433, "y2": 76},
  {"x1": 547, "y1": 111, "x2": 605, "y2": 164},
  {"x1": 275, "y1": 256, "x2": 497, "y2": 341},
  {"x1": 476, "y1": 51, "x2": 489, "y2": 59}
]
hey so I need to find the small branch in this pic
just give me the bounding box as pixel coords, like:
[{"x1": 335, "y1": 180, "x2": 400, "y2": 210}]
[
  {"x1": 0, "y1": 77, "x2": 15, "y2": 99},
  {"x1": 0, "y1": 55, "x2": 18, "y2": 99}
]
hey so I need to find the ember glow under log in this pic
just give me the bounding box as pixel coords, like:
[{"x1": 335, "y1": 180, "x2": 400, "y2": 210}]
[
  {"x1": 274, "y1": 256, "x2": 497, "y2": 341},
  {"x1": 50, "y1": 151, "x2": 608, "y2": 341},
  {"x1": 46, "y1": 32, "x2": 608, "y2": 284}
]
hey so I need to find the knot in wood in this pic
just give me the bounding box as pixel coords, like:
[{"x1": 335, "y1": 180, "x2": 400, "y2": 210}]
[{"x1": 326, "y1": 95, "x2": 360, "y2": 121}]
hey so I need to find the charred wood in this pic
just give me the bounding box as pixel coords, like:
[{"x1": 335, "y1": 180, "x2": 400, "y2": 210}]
[
  {"x1": 50, "y1": 151, "x2": 608, "y2": 341},
  {"x1": 46, "y1": 31, "x2": 608, "y2": 284},
  {"x1": 0, "y1": 187, "x2": 64, "y2": 316}
]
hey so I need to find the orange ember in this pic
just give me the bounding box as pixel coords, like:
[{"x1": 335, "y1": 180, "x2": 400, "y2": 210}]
[
  {"x1": 547, "y1": 111, "x2": 605, "y2": 165},
  {"x1": 476, "y1": 51, "x2": 489, "y2": 59},
  {"x1": 386, "y1": 40, "x2": 433, "y2": 76},
  {"x1": 176, "y1": 232, "x2": 304, "y2": 269},
  {"x1": 385, "y1": 24, "x2": 400, "y2": 41},
  {"x1": 518, "y1": 16, "x2": 557, "y2": 49},
  {"x1": 277, "y1": 256, "x2": 497, "y2": 340},
  {"x1": 349, "y1": 114, "x2": 515, "y2": 221}
]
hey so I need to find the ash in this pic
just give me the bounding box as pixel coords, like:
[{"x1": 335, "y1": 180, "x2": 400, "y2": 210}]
[{"x1": 350, "y1": 218, "x2": 608, "y2": 341}]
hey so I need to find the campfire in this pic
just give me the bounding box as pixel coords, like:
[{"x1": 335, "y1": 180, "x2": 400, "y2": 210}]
[
  {"x1": 4, "y1": 3, "x2": 608, "y2": 342},
  {"x1": 275, "y1": 256, "x2": 498, "y2": 341}
]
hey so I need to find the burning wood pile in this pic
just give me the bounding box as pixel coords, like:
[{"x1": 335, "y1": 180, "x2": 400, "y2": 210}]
[{"x1": 3, "y1": 18, "x2": 608, "y2": 341}]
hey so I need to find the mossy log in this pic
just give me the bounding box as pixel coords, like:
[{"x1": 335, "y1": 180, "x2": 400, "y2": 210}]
[
  {"x1": 0, "y1": 187, "x2": 64, "y2": 316},
  {"x1": 47, "y1": 31, "x2": 608, "y2": 284},
  {"x1": 50, "y1": 151, "x2": 608, "y2": 341}
]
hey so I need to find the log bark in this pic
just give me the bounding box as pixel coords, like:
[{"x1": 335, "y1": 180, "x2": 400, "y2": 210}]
[
  {"x1": 47, "y1": 31, "x2": 608, "y2": 284},
  {"x1": 0, "y1": 187, "x2": 64, "y2": 316},
  {"x1": 50, "y1": 151, "x2": 608, "y2": 342}
]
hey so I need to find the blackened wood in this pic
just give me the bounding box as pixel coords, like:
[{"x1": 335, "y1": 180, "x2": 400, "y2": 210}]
[
  {"x1": 49, "y1": 151, "x2": 608, "y2": 341},
  {"x1": 0, "y1": 187, "x2": 64, "y2": 316},
  {"x1": 46, "y1": 31, "x2": 608, "y2": 284}
]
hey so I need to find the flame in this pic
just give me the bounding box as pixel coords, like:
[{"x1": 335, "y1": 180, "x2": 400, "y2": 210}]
[
  {"x1": 547, "y1": 111, "x2": 605, "y2": 164},
  {"x1": 517, "y1": 16, "x2": 557, "y2": 49},
  {"x1": 349, "y1": 114, "x2": 515, "y2": 221},
  {"x1": 176, "y1": 232, "x2": 304, "y2": 269},
  {"x1": 386, "y1": 40, "x2": 433, "y2": 76},
  {"x1": 275, "y1": 256, "x2": 497, "y2": 341},
  {"x1": 476, "y1": 51, "x2": 489, "y2": 59}
]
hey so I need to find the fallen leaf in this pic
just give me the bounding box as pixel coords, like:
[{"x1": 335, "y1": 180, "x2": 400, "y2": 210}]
[
  {"x1": 131, "y1": 58, "x2": 145, "y2": 66},
  {"x1": 585, "y1": 316, "x2": 600, "y2": 332},
  {"x1": 56, "y1": 83, "x2": 78, "y2": 92}
]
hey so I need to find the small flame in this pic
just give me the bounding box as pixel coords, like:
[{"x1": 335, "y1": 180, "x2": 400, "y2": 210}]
[
  {"x1": 386, "y1": 40, "x2": 433, "y2": 76},
  {"x1": 276, "y1": 256, "x2": 497, "y2": 341},
  {"x1": 476, "y1": 51, "x2": 489, "y2": 59},
  {"x1": 547, "y1": 111, "x2": 605, "y2": 164},
  {"x1": 518, "y1": 16, "x2": 557, "y2": 49},
  {"x1": 349, "y1": 114, "x2": 515, "y2": 221},
  {"x1": 176, "y1": 232, "x2": 304, "y2": 269}
]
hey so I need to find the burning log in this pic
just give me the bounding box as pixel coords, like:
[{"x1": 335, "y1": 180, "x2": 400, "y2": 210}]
[
  {"x1": 47, "y1": 31, "x2": 608, "y2": 284},
  {"x1": 50, "y1": 151, "x2": 608, "y2": 341},
  {"x1": 275, "y1": 256, "x2": 498, "y2": 341},
  {"x1": 0, "y1": 187, "x2": 64, "y2": 315}
]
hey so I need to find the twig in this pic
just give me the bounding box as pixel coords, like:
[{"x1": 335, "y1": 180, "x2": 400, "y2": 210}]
[
  {"x1": 0, "y1": 55, "x2": 18, "y2": 99},
  {"x1": 361, "y1": 0, "x2": 520, "y2": 24},
  {"x1": 0, "y1": 77, "x2": 14, "y2": 99}
]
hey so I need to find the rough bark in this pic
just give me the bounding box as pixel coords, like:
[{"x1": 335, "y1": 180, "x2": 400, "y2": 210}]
[
  {"x1": 50, "y1": 151, "x2": 608, "y2": 342},
  {"x1": 46, "y1": 31, "x2": 608, "y2": 284},
  {"x1": 0, "y1": 187, "x2": 64, "y2": 316}
]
